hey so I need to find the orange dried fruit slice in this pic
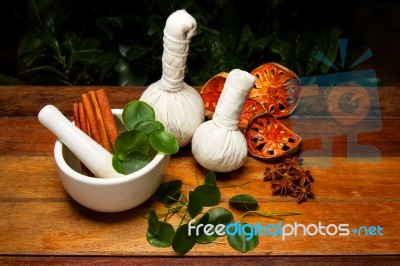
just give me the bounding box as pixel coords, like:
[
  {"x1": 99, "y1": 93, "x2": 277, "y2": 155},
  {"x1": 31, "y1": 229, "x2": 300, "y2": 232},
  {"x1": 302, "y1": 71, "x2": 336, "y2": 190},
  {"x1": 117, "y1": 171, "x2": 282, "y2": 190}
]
[
  {"x1": 249, "y1": 62, "x2": 301, "y2": 118},
  {"x1": 200, "y1": 72, "x2": 228, "y2": 119},
  {"x1": 245, "y1": 112, "x2": 301, "y2": 161},
  {"x1": 238, "y1": 99, "x2": 265, "y2": 132}
]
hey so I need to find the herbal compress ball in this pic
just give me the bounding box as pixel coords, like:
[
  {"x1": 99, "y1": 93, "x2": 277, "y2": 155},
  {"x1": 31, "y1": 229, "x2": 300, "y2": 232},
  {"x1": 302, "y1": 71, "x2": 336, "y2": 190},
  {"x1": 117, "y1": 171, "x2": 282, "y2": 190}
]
[
  {"x1": 192, "y1": 69, "x2": 256, "y2": 172},
  {"x1": 140, "y1": 10, "x2": 204, "y2": 147}
]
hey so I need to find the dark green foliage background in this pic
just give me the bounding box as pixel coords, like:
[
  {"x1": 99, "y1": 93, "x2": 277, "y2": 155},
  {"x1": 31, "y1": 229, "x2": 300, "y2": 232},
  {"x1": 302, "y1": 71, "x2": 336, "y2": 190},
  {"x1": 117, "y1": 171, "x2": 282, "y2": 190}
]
[{"x1": 0, "y1": 0, "x2": 385, "y2": 86}]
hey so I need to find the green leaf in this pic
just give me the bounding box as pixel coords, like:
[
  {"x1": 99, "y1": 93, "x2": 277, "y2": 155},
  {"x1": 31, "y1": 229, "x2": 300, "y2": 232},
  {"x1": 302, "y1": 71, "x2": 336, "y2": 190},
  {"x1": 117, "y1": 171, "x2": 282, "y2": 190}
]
[
  {"x1": 29, "y1": 31, "x2": 62, "y2": 59},
  {"x1": 206, "y1": 207, "x2": 234, "y2": 229},
  {"x1": 227, "y1": 222, "x2": 259, "y2": 253},
  {"x1": 91, "y1": 51, "x2": 121, "y2": 82},
  {"x1": 148, "y1": 208, "x2": 160, "y2": 235},
  {"x1": 114, "y1": 60, "x2": 149, "y2": 86},
  {"x1": 193, "y1": 184, "x2": 221, "y2": 207},
  {"x1": 122, "y1": 100, "x2": 155, "y2": 130},
  {"x1": 123, "y1": 151, "x2": 152, "y2": 174},
  {"x1": 111, "y1": 155, "x2": 124, "y2": 174},
  {"x1": 149, "y1": 131, "x2": 179, "y2": 154},
  {"x1": 296, "y1": 28, "x2": 333, "y2": 76},
  {"x1": 188, "y1": 191, "x2": 203, "y2": 218},
  {"x1": 172, "y1": 224, "x2": 197, "y2": 255},
  {"x1": 0, "y1": 74, "x2": 25, "y2": 85},
  {"x1": 62, "y1": 30, "x2": 77, "y2": 53},
  {"x1": 229, "y1": 194, "x2": 259, "y2": 211},
  {"x1": 20, "y1": 52, "x2": 41, "y2": 68},
  {"x1": 219, "y1": 2, "x2": 241, "y2": 49},
  {"x1": 204, "y1": 171, "x2": 217, "y2": 186},
  {"x1": 200, "y1": 29, "x2": 244, "y2": 73},
  {"x1": 28, "y1": 0, "x2": 55, "y2": 21},
  {"x1": 318, "y1": 27, "x2": 341, "y2": 74},
  {"x1": 114, "y1": 130, "x2": 149, "y2": 160},
  {"x1": 91, "y1": 51, "x2": 121, "y2": 65},
  {"x1": 196, "y1": 207, "x2": 233, "y2": 240},
  {"x1": 250, "y1": 36, "x2": 273, "y2": 55},
  {"x1": 122, "y1": 43, "x2": 154, "y2": 61},
  {"x1": 134, "y1": 120, "x2": 165, "y2": 136},
  {"x1": 118, "y1": 42, "x2": 130, "y2": 58},
  {"x1": 69, "y1": 49, "x2": 102, "y2": 66},
  {"x1": 195, "y1": 213, "x2": 218, "y2": 244},
  {"x1": 96, "y1": 17, "x2": 125, "y2": 33},
  {"x1": 146, "y1": 221, "x2": 174, "y2": 248},
  {"x1": 19, "y1": 65, "x2": 66, "y2": 78},
  {"x1": 18, "y1": 35, "x2": 44, "y2": 57},
  {"x1": 268, "y1": 33, "x2": 296, "y2": 66},
  {"x1": 237, "y1": 24, "x2": 254, "y2": 53},
  {"x1": 156, "y1": 180, "x2": 182, "y2": 206}
]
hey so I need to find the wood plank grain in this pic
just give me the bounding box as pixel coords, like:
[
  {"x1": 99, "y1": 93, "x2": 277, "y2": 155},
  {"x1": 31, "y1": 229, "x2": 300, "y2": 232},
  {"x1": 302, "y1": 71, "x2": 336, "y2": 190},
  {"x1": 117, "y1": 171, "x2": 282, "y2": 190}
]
[
  {"x1": 1, "y1": 156, "x2": 399, "y2": 201},
  {"x1": 1, "y1": 156, "x2": 399, "y2": 256},
  {"x1": 1, "y1": 256, "x2": 399, "y2": 266},
  {"x1": 0, "y1": 156, "x2": 66, "y2": 199},
  {"x1": 0, "y1": 201, "x2": 398, "y2": 256},
  {"x1": 1, "y1": 117, "x2": 399, "y2": 157},
  {"x1": 0, "y1": 86, "x2": 399, "y2": 259},
  {"x1": 0, "y1": 86, "x2": 145, "y2": 117},
  {"x1": 0, "y1": 86, "x2": 399, "y2": 118},
  {"x1": 0, "y1": 118, "x2": 57, "y2": 156}
]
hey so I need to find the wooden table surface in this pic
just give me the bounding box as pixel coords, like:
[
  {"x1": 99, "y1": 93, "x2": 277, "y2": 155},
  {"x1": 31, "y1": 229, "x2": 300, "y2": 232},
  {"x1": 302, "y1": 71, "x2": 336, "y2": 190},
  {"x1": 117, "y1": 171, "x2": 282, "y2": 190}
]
[{"x1": 0, "y1": 86, "x2": 399, "y2": 265}]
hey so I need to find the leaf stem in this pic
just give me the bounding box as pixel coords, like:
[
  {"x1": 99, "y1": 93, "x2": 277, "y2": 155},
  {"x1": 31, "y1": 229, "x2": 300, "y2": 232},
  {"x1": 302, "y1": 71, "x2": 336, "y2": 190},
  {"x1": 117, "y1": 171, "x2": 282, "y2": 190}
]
[
  {"x1": 240, "y1": 210, "x2": 301, "y2": 223},
  {"x1": 31, "y1": 0, "x2": 44, "y2": 29},
  {"x1": 177, "y1": 207, "x2": 188, "y2": 228},
  {"x1": 220, "y1": 181, "x2": 251, "y2": 188},
  {"x1": 195, "y1": 170, "x2": 199, "y2": 187}
]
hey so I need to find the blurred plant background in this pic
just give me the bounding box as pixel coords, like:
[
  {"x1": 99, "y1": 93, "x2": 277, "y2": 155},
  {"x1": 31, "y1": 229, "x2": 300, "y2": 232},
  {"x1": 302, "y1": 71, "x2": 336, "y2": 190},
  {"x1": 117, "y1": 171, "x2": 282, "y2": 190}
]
[{"x1": 0, "y1": 0, "x2": 399, "y2": 86}]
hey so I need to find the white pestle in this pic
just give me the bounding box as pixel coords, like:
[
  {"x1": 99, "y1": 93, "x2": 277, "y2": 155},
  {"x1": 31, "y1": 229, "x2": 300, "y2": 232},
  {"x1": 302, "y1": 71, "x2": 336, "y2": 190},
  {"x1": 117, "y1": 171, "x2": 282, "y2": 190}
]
[{"x1": 38, "y1": 105, "x2": 125, "y2": 178}]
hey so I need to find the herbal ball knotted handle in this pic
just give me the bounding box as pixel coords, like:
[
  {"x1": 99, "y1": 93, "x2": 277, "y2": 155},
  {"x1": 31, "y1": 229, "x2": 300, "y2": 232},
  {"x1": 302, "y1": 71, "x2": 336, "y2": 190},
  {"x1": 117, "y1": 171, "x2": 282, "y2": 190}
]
[
  {"x1": 213, "y1": 69, "x2": 256, "y2": 130},
  {"x1": 139, "y1": 10, "x2": 205, "y2": 147},
  {"x1": 159, "y1": 9, "x2": 196, "y2": 92}
]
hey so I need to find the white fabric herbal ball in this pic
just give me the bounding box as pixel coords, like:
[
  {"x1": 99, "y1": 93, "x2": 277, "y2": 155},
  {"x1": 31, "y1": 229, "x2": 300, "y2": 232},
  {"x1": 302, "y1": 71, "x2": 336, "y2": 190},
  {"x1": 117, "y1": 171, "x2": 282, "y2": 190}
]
[
  {"x1": 140, "y1": 82, "x2": 204, "y2": 147},
  {"x1": 192, "y1": 120, "x2": 248, "y2": 172},
  {"x1": 191, "y1": 69, "x2": 256, "y2": 172},
  {"x1": 139, "y1": 9, "x2": 205, "y2": 147}
]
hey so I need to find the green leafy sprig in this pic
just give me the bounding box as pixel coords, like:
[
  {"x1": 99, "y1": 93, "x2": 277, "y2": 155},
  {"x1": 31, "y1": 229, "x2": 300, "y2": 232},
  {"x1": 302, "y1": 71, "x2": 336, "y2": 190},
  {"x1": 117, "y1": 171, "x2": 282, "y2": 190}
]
[
  {"x1": 146, "y1": 171, "x2": 301, "y2": 254},
  {"x1": 112, "y1": 100, "x2": 179, "y2": 175}
]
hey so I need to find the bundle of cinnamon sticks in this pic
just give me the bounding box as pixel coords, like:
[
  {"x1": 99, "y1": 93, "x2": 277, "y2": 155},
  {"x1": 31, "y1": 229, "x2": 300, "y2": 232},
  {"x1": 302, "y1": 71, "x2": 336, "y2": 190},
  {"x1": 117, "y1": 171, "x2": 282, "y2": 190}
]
[{"x1": 72, "y1": 89, "x2": 119, "y2": 176}]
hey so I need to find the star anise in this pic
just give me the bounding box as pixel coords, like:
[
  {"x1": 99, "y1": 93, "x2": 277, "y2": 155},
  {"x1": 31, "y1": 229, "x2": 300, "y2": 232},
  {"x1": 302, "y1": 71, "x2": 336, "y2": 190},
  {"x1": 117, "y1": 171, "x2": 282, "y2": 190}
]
[
  {"x1": 284, "y1": 156, "x2": 305, "y2": 177},
  {"x1": 262, "y1": 155, "x2": 316, "y2": 204},
  {"x1": 271, "y1": 177, "x2": 296, "y2": 195},
  {"x1": 283, "y1": 155, "x2": 303, "y2": 168},
  {"x1": 295, "y1": 183, "x2": 315, "y2": 203},
  {"x1": 292, "y1": 168, "x2": 314, "y2": 186},
  {"x1": 263, "y1": 163, "x2": 287, "y2": 182}
]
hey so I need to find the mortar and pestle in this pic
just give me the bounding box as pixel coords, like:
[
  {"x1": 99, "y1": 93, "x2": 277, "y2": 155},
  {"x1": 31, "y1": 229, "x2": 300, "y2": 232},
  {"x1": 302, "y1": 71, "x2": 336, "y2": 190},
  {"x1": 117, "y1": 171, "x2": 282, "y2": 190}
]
[{"x1": 38, "y1": 105, "x2": 170, "y2": 212}]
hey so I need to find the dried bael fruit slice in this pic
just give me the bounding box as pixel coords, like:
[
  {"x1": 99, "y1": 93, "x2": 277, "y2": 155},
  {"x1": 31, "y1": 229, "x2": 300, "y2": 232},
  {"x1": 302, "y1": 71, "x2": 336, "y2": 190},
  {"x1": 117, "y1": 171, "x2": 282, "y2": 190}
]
[
  {"x1": 249, "y1": 62, "x2": 301, "y2": 118},
  {"x1": 238, "y1": 99, "x2": 265, "y2": 132},
  {"x1": 200, "y1": 72, "x2": 228, "y2": 119},
  {"x1": 245, "y1": 113, "x2": 301, "y2": 161}
]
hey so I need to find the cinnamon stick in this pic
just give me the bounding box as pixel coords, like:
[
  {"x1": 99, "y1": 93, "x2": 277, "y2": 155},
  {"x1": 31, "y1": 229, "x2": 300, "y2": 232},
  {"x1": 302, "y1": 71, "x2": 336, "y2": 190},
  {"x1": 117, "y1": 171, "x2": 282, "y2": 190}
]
[
  {"x1": 88, "y1": 90, "x2": 111, "y2": 152},
  {"x1": 81, "y1": 93, "x2": 102, "y2": 145},
  {"x1": 72, "y1": 103, "x2": 81, "y2": 129},
  {"x1": 95, "y1": 89, "x2": 119, "y2": 150},
  {"x1": 78, "y1": 102, "x2": 90, "y2": 136},
  {"x1": 73, "y1": 102, "x2": 93, "y2": 177},
  {"x1": 74, "y1": 89, "x2": 118, "y2": 176}
]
